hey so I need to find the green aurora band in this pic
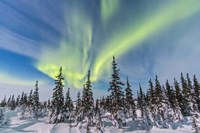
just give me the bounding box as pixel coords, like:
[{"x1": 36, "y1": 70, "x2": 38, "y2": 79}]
[
  {"x1": 36, "y1": 9, "x2": 93, "y2": 88},
  {"x1": 101, "y1": 0, "x2": 120, "y2": 24},
  {"x1": 36, "y1": 0, "x2": 200, "y2": 88},
  {"x1": 93, "y1": 0, "x2": 200, "y2": 80}
]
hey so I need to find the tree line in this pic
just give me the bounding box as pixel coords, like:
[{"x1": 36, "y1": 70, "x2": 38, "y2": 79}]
[{"x1": 1, "y1": 56, "x2": 200, "y2": 131}]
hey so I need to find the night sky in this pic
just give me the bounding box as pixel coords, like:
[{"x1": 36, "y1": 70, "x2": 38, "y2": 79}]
[{"x1": 0, "y1": 0, "x2": 200, "y2": 100}]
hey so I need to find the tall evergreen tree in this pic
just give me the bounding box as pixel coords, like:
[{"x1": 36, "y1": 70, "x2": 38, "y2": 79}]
[
  {"x1": 147, "y1": 79, "x2": 156, "y2": 111},
  {"x1": 181, "y1": 73, "x2": 192, "y2": 116},
  {"x1": 75, "y1": 91, "x2": 82, "y2": 116},
  {"x1": 187, "y1": 73, "x2": 198, "y2": 111},
  {"x1": 82, "y1": 70, "x2": 94, "y2": 125},
  {"x1": 193, "y1": 74, "x2": 200, "y2": 111},
  {"x1": 125, "y1": 77, "x2": 134, "y2": 111},
  {"x1": 50, "y1": 67, "x2": 65, "y2": 123},
  {"x1": 16, "y1": 95, "x2": 20, "y2": 107},
  {"x1": 155, "y1": 75, "x2": 163, "y2": 105},
  {"x1": 108, "y1": 56, "x2": 124, "y2": 114},
  {"x1": 65, "y1": 88, "x2": 73, "y2": 112},
  {"x1": 138, "y1": 84, "x2": 145, "y2": 118},
  {"x1": 33, "y1": 81, "x2": 40, "y2": 118},
  {"x1": 165, "y1": 80, "x2": 176, "y2": 109},
  {"x1": 10, "y1": 95, "x2": 16, "y2": 110},
  {"x1": 20, "y1": 92, "x2": 25, "y2": 106},
  {"x1": 125, "y1": 76, "x2": 135, "y2": 117},
  {"x1": 0, "y1": 96, "x2": 7, "y2": 107},
  {"x1": 28, "y1": 90, "x2": 33, "y2": 107},
  {"x1": 174, "y1": 78, "x2": 183, "y2": 110}
]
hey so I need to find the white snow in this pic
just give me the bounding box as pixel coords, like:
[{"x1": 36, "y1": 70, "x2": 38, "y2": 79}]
[{"x1": 0, "y1": 109, "x2": 199, "y2": 133}]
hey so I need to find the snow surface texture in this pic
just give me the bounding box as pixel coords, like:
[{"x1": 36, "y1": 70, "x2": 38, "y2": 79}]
[{"x1": 0, "y1": 110, "x2": 199, "y2": 133}]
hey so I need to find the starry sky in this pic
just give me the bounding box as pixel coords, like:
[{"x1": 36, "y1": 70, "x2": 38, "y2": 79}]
[{"x1": 0, "y1": 0, "x2": 200, "y2": 100}]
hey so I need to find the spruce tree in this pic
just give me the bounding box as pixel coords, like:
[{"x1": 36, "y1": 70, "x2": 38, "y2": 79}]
[
  {"x1": 108, "y1": 56, "x2": 124, "y2": 114},
  {"x1": 155, "y1": 75, "x2": 163, "y2": 105},
  {"x1": 16, "y1": 95, "x2": 20, "y2": 107},
  {"x1": 181, "y1": 73, "x2": 192, "y2": 116},
  {"x1": 63, "y1": 88, "x2": 73, "y2": 122},
  {"x1": 64, "y1": 88, "x2": 73, "y2": 113},
  {"x1": 10, "y1": 95, "x2": 16, "y2": 110},
  {"x1": 193, "y1": 75, "x2": 200, "y2": 111},
  {"x1": 50, "y1": 67, "x2": 65, "y2": 123},
  {"x1": 125, "y1": 76, "x2": 135, "y2": 117},
  {"x1": 174, "y1": 78, "x2": 183, "y2": 110},
  {"x1": 154, "y1": 75, "x2": 168, "y2": 124},
  {"x1": 187, "y1": 73, "x2": 198, "y2": 111},
  {"x1": 20, "y1": 92, "x2": 25, "y2": 106},
  {"x1": 27, "y1": 89, "x2": 33, "y2": 108},
  {"x1": 0, "y1": 96, "x2": 7, "y2": 107},
  {"x1": 82, "y1": 70, "x2": 94, "y2": 125},
  {"x1": 166, "y1": 80, "x2": 176, "y2": 109},
  {"x1": 33, "y1": 81, "x2": 39, "y2": 118},
  {"x1": 75, "y1": 91, "x2": 82, "y2": 117},
  {"x1": 147, "y1": 79, "x2": 156, "y2": 112},
  {"x1": 95, "y1": 99, "x2": 100, "y2": 117},
  {"x1": 23, "y1": 93, "x2": 27, "y2": 106},
  {"x1": 138, "y1": 84, "x2": 145, "y2": 118}
]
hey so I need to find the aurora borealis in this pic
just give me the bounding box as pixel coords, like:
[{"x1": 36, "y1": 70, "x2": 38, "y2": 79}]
[{"x1": 0, "y1": 0, "x2": 200, "y2": 100}]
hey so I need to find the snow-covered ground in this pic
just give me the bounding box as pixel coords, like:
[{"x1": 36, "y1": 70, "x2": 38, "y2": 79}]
[{"x1": 0, "y1": 110, "x2": 199, "y2": 133}]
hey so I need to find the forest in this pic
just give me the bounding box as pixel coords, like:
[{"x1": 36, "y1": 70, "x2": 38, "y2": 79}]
[{"x1": 1, "y1": 56, "x2": 200, "y2": 133}]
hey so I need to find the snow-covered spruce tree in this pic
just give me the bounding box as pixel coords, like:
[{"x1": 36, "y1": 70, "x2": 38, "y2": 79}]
[
  {"x1": 0, "y1": 96, "x2": 7, "y2": 107},
  {"x1": 138, "y1": 84, "x2": 146, "y2": 118},
  {"x1": 99, "y1": 97, "x2": 105, "y2": 111},
  {"x1": 181, "y1": 73, "x2": 193, "y2": 116},
  {"x1": 63, "y1": 88, "x2": 73, "y2": 122},
  {"x1": 108, "y1": 56, "x2": 125, "y2": 128},
  {"x1": 108, "y1": 56, "x2": 124, "y2": 113},
  {"x1": 165, "y1": 80, "x2": 176, "y2": 109},
  {"x1": 147, "y1": 79, "x2": 156, "y2": 114},
  {"x1": 16, "y1": 95, "x2": 20, "y2": 107},
  {"x1": 193, "y1": 74, "x2": 200, "y2": 112},
  {"x1": 75, "y1": 92, "x2": 81, "y2": 116},
  {"x1": 10, "y1": 95, "x2": 16, "y2": 110},
  {"x1": 95, "y1": 99, "x2": 104, "y2": 132},
  {"x1": 19, "y1": 92, "x2": 27, "y2": 119},
  {"x1": 94, "y1": 99, "x2": 100, "y2": 117},
  {"x1": 174, "y1": 78, "x2": 184, "y2": 113},
  {"x1": 50, "y1": 67, "x2": 65, "y2": 123},
  {"x1": 104, "y1": 96, "x2": 112, "y2": 113},
  {"x1": 27, "y1": 89, "x2": 33, "y2": 108},
  {"x1": 138, "y1": 85, "x2": 152, "y2": 130},
  {"x1": 33, "y1": 81, "x2": 40, "y2": 118},
  {"x1": 75, "y1": 91, "x2": 83, "y2": 122},
  {"x1": 154, "y1": 75, "x2": 169, "y2": 128},
  {"x1": 7, "y1": 95, "x2": 11, "y2": 107},
  {"x1": 125, "y1": 76, "x2": 135, "y2": 118},
  {"x1": 82, "y1": 70, "x2": 94, "y2": 126},
  {"x1": 19, "y1": 92, "x2": 25, "y2": 106},
  {"x1": 187, "y1": 73, "x2": 198, "y2": 112},
  {"x1": 27, "y1": 89, "x2": 33, "y2": 117}
]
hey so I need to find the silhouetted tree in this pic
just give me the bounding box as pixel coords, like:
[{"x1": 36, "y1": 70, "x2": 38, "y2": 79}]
[
  {"x1": 108, "y1": 56, "x2": 124, "y2": 114},
  {"x1": 33, "y1": 81, "x2": 39, "y2": 118},
  {"x1": 125, "y1": 76, "x2": 135, "y2": 117},
  {"x1": 50, "y1": 67, "x2": 65, "y2": 123}
]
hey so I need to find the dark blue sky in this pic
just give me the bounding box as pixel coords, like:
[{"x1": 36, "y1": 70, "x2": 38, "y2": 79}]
[{"x1": 0, "y1": 0, "x2": 200, "y2": 100}]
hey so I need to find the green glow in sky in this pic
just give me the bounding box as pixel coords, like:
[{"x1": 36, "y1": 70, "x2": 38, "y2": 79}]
[
  {"x1": 36, "y1": 0, "x2": 200, "y2": 89},
  {"x1": 101, "y1": 0, "x2": 120, "y2": 24},
  {"x1": 93, "y1": 0, "x2": 200, "y2": 80},
  {"x1": 36, "y1": 10, "x2": 93, "y2": 88}
]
